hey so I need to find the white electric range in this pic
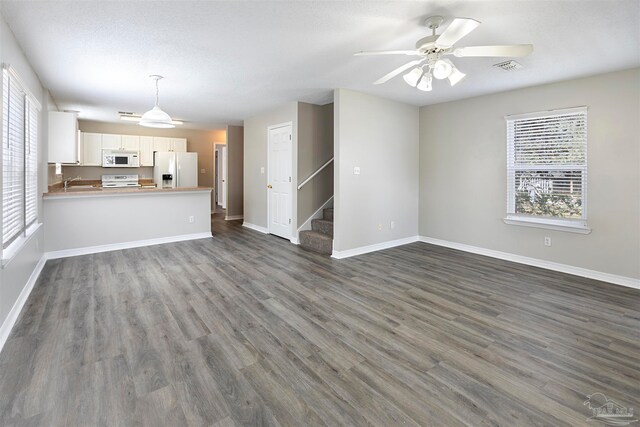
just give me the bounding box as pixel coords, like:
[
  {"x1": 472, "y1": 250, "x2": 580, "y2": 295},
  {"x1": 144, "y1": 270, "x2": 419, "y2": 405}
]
[{"x1": 101, "y1": 174, "x2": 141, "y2": 188}]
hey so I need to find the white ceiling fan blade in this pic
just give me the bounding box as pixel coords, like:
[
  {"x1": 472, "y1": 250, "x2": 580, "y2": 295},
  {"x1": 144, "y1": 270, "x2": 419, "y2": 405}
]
[
  {"x1": 355, "y1": 50, "x2": 421, "y2": 56},
  {"x1": 435, "y1": 18, "x2": 480, "y2": 49},
  {"x1": 374, "y1": 59, "x2": 424, "y2": 85},
  {"x1": 453, "y1": 44, "x2": 533, "y2": 58}
]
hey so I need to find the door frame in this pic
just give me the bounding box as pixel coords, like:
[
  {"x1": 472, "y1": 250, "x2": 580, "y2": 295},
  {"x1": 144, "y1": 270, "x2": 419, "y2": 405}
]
[
  {"x1": 213, "y1": 142, "x2": 226, "y2": 211},
  {"x1": 267, "y1": 121, "x2": 293, "y2": 239}
]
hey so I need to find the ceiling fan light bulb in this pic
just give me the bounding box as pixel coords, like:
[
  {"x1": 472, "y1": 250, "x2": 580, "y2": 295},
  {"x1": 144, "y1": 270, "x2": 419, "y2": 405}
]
[
  {"x1": 403, "y1": 68, "x2": 423, "y2": 87},
  {"x1": 448, "y1": 67, "x2": 466, "y2": 86},
  {"x1": 433, "y1": 59, "x2": 453, "y2": 79},
  {"x1": 417, "y1": 73, "x2": 433, "y2": 91}
]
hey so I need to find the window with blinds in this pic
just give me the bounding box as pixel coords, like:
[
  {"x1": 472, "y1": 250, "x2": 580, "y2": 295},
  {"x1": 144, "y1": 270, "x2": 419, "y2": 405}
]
[
  {"x1": 2, "y1": 66, "x2": 40, "y2": 250},
  {"x1": 506, "y1": 107, "x2": 587, "y2": 226}
]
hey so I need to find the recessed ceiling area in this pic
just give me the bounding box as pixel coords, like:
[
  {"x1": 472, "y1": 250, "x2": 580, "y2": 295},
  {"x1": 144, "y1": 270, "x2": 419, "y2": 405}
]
[{"x1": 2, "y1": 0, "x2": 638, "y2": 129}]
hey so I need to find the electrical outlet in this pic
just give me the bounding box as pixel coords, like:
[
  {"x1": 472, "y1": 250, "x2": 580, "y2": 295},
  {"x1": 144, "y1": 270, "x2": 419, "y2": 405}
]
[
  {"x1": 201, "y1": 168, "x2": 206, "y2": 174},
  {"x1": 189, "y1": 216, "x2": 195, "y2": 223},
  {"x1": 354, "y1": 166, "x2": 361, "y2": 175},
  {"x1": 390, "y1": 221, "x2": 395, "y2": 230},
  {"x1": 260, "y1": 167, "x2": 265, "y2": 174},
  {"x1": 377, "y1": 223, "x2": 382, "y2": 231},
  {"x1": 544, "y1": 236, "x2": 551, "y2": 247}
]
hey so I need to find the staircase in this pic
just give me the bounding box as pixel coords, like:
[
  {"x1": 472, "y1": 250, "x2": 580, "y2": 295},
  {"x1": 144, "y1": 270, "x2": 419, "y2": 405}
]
[{"x1": 299, "y1": 208, "x2": 333, "y2": 255}]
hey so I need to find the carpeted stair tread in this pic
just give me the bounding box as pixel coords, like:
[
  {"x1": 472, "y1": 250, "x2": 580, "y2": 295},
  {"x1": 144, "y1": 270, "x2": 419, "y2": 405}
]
[
  {"x1": 299, "y1": 230, "x2": 332, "y2": 254},
  {"x1": 311, "y1": 218, "x2": 333, "y2": 237}
]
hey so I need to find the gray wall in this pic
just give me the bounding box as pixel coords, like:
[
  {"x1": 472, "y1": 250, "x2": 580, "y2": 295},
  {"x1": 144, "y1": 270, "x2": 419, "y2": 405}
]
[
  {"x1": 0, "y1": 14, "x2": 47, "y2": 345},
  {"x1": 419, "y1": 68, "x2": 640, "y2": 280},
  {"x1": 334, "y1": 89, "x2": 419, "y2": 253},
  {"x1": 297, "y1": 102, "x2": 334, "y2": 228},
  {"x1": 225, "y1": 125, "x2": 244, "y2": 218},
  {"x1": 243, "y1": 102, "x2": 298, "y2": 229},
  {"x1": 44, "y1": 191, "x2": 211, "y2": 253}
]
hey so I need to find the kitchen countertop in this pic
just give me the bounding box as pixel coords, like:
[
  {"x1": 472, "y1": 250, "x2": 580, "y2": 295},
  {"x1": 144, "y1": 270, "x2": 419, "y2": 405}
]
[{"x1": 43, "y1": 185, "x2": 212, "y2": 199}]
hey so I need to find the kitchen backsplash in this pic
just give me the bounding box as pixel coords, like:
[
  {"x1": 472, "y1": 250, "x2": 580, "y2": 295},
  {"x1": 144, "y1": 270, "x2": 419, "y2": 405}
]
[{"x1": 60, "y1": 166, "x2": 154, "y2": 181}]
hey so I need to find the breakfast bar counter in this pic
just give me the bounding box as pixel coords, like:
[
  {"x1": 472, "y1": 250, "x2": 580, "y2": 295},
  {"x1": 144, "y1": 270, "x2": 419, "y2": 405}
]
[
  {"x1": 43, "y1": 185, "x2": 212, "y2": 199},
  {"x1": 43, "y1": 185, "x2": 212, "y2": 256}
]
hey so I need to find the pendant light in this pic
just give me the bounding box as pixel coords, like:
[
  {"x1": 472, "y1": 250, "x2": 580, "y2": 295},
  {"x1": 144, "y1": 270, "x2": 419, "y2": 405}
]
[{"x1": 139, "y1": 75, "x2": 175, "y2": 128}]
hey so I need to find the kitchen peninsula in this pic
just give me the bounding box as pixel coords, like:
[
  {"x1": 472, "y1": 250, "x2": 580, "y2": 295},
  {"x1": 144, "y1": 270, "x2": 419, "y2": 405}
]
[{"x1": 43, "y1": 181, "x2": 212, "y2": 258}]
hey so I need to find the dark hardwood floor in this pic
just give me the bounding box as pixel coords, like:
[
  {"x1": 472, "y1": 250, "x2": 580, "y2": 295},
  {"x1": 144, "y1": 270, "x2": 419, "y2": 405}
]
[{"x1": 1, "y1": 214, "x2": 639, "y2": 426}]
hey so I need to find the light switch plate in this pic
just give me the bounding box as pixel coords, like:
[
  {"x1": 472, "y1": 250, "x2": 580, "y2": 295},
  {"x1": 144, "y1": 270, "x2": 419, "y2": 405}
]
[
  {"x1": 260, "y1": 167, "x2": 265, "y2": 174},
  {"x1": 354, "y1": 166, "x2": 361, "y2": 175},
  {"x1": 201, "y1": 168, "x2": 206, "y2": 174}
]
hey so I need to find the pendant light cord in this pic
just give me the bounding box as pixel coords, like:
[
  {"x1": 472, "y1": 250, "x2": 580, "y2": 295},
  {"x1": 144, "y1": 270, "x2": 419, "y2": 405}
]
[{"x1": 155, "y1": 78, "x2": 160, "y2": 106}]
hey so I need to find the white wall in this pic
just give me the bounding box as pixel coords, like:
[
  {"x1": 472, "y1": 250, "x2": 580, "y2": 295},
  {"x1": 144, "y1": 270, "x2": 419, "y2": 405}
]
[
  {"x1": 0, "y1": 13, "x2": 48, "y2": 349},
  {"x1": 44, "y1": 191, "x2": 211, "y2": 253},
  {"x1": 243, "y1": 102, "x2": 298, "y2": 230},
  {"x1": 419, "y1": 68, "x2": 640, "y2": 280},
  {"x1": 333, "y1": 89, "x2": 419, "y2": 255}
]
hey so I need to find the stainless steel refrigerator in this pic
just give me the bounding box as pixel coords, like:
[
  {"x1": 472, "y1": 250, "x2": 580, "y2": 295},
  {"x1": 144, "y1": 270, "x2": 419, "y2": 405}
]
[{"x1": 153, "y1": 152, "x2": 198, "y2": 188}]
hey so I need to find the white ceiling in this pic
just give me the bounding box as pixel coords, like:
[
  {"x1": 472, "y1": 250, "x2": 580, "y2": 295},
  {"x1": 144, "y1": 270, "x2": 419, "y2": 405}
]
[{"x1": 2, "y1": 1, "x2": 639, "y2": 130}]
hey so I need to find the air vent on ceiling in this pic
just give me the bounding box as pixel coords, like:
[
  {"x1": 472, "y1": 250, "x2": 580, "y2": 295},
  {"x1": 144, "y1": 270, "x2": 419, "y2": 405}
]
[
  {"x1": 119, "y1": 111, "x2": 135, "y2": 116},
  {"x1": 493, "y1": 60, "x2": 523, "y2": 71}
]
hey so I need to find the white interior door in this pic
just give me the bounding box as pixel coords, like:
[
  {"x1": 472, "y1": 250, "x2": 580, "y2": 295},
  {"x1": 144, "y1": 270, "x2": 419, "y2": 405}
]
[
  {"x1": 268, "y1": 124, "x2": 292, "y2": 239},
  {"x1": 221, "y1": 146, "x2": 227, "y2": 209}
]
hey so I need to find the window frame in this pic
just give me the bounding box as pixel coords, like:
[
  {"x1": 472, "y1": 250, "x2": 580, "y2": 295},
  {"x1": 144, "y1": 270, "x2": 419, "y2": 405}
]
[
  {"x1": 2, "y1": 64, "x2": 42, "y2": 265},
  {"x1": 504, "y1": 106, "x2": 591, "y2": 234}
]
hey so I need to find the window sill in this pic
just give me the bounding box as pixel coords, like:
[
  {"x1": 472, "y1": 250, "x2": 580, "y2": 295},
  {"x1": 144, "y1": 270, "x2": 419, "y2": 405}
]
[
  {"x1": 503, "y1": 216, "x2": 591, "y2": 234},
  {"x1": 2, "y1": 222, "x2": 42, "y2": 268}
]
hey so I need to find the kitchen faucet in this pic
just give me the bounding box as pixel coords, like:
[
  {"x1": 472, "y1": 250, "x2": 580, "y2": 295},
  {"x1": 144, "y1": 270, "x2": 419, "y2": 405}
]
[{"x1": 63, "y1": 176, "x2": 81, "y2": 190}]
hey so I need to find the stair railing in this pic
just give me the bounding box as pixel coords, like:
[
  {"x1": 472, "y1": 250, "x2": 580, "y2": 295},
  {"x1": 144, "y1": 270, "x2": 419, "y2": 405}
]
[{"x1": 297, "y1": 157, "x2": 334, "y2": 190}]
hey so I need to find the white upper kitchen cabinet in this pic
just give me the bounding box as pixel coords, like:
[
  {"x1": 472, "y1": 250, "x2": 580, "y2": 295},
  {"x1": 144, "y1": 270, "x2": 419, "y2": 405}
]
[
  {"x1": 153, "y1": 136, "x2": 187, "y2": 152},
  {"x1": 153, "y1": 136, "x2": 171, "y2": 152},
  {"x1": 121, "y1": 135, "x2": 140, "y2": 151},
  {"x1": 172, "y1": 138, "x2": 187, "y2": 152},
  {"x1": 102, "y1": 134, "x2": 122, "y2": 150},
  {"x1": 48, "y1": 111, "x2": 78, "y2": 163},
  {"x1": 82, "y1": 132, "x2": 102, "y2": 166},
  {"x1": 139, "y1": 136, "x2": 154, "y2": 166}
]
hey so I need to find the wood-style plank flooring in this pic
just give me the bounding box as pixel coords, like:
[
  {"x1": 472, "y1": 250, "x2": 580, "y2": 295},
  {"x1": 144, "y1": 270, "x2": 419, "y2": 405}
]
[{"x1": 1, "y1": 214, "x2": 639, "y2": 426}]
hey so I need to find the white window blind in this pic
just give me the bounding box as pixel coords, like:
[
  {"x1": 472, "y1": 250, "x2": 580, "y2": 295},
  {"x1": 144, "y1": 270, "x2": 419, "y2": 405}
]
[
  {"x1": 26, "y1": 99, "x2": 38, "y2": 226},
  {"x1": 506, "y1": 107, "x2": 587, "y2": 226},
  {"x1": 2, "y1": 66, "x2": 40, "y2": 249}
]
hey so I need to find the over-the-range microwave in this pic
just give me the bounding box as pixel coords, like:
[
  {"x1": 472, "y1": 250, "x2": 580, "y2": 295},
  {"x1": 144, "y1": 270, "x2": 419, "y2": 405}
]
[{"x1": 102, "y1": 150, "x2": 139, "y2": 168}]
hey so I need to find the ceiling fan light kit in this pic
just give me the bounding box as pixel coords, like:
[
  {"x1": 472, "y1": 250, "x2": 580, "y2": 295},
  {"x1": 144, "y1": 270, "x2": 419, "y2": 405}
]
[
  {"x1": 416, "y1": 72, "x2": 433, "y2": 92},
  {"x1": 403, "y1": 67, "x2": 424, "y2": 87},
  {"x1": 139, "y1": 75, "x2": 176, "y2": 128},
  {"x1": 356, "y1": 15, "x2": 533, "y2": 92}
]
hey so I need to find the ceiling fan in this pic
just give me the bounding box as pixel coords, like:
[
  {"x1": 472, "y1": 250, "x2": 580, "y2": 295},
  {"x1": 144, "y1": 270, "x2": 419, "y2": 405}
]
[{"x1": 355, "y1": 16, "x2": 533, "y2": 91}]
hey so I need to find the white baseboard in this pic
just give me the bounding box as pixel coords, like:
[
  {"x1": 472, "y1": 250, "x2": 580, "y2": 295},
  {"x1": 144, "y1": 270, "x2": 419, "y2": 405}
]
[
  {"x1": 332, "y1": 236, "x2": 418, "y2": 259},
  {"x1": 290, "y1": 237, "x2": 299, "y2": 245},
  {"x1": 242, "y1": 222, "x2": 269, "y2": 234},
  {"x1": 225, "y1": 215, "x2": 244, "y2": 221},
  {"x1": 45, "y1": 232, "x2": 212, "y2": 260},
  {"x1": 418, "y1": 236, "x2": 640, "y2": 290},
  {"x1": 0, "y1": 254, "x2": 46, "y2": 354},
  {"x1": 297, "y1": 196, "x2": 334, "y2": 233}
]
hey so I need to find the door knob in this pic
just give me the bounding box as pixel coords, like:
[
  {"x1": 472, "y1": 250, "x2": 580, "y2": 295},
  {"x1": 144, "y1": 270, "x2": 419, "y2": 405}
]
[{"x1": 267, "y1": 184, "x2": 272, "y2": 189}]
